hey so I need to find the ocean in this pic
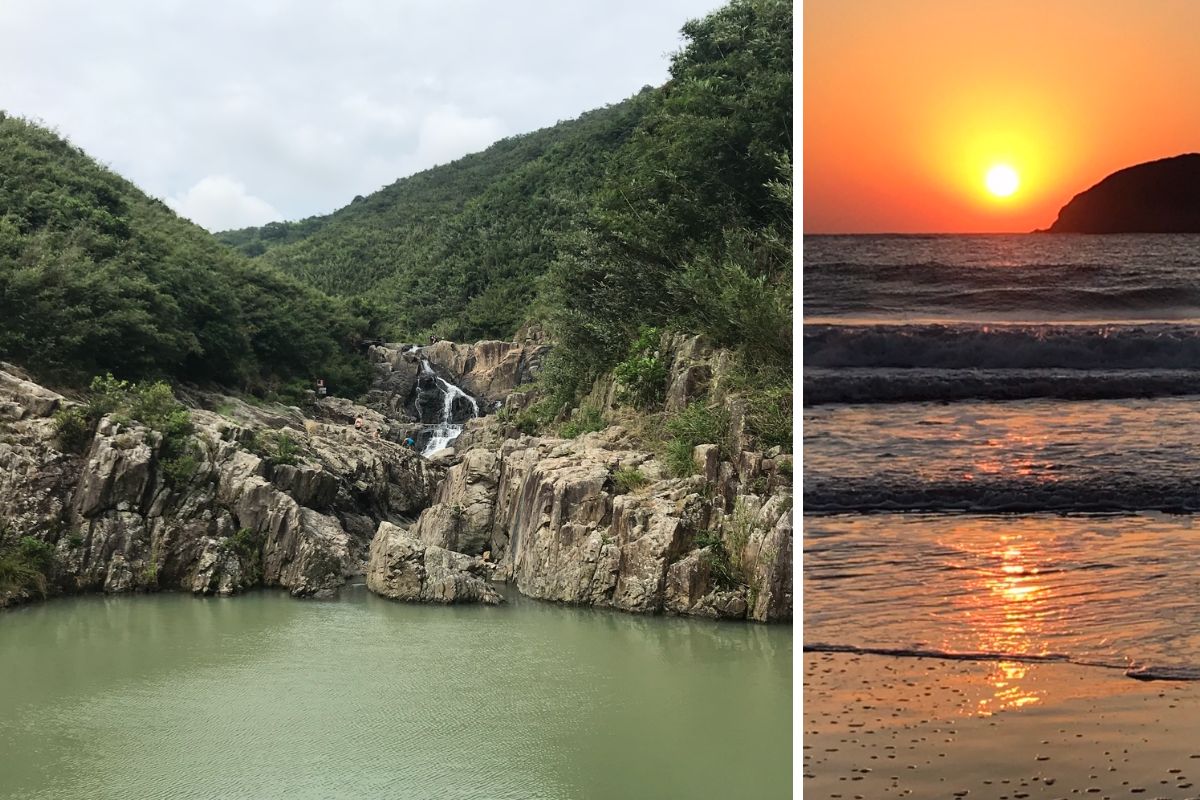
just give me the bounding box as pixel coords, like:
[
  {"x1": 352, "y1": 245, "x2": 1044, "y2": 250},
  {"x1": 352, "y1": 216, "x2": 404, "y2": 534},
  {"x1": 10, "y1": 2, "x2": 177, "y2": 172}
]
[{"x1": 804, "y1": 234, "x2": 1200, "y2": 677}]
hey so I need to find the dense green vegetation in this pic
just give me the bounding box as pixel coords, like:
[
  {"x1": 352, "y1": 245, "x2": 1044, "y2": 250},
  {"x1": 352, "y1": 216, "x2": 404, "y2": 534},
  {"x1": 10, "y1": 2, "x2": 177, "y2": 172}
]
[
  {"x1": 542, "y1": 0, "x2": 792, "y2": 400},
  {"x1": 0, "y1": 534, "x2": 55, "y2": 598},
  {"x1": 227, "y1": 0, "x2": 792, "y2": 424},
  {"x1": 221, "y1": 97, "x2": 653, "y2": 342},
  {"x1": 3, "y1": 0, "x2": 791, "y2": 456},
  {"x1": 0, "y1": 114, "x2": 373, "y2": 396}
]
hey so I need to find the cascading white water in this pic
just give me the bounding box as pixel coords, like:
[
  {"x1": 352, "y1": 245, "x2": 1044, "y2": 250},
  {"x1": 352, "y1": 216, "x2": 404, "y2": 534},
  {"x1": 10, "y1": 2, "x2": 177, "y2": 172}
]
[{"x1": 418, "y1": 356, "x2": 479, "y2": 455}]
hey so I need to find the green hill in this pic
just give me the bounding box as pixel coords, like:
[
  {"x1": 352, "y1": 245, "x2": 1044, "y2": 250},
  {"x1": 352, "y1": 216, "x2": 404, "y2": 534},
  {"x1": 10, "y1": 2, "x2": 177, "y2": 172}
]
[
  {"x1": 0, "y1": 114, "x2": 372, "y2": 396},
  {"x1": 223, "y1": 0, "x2": 792, "y2": 408},
  {"x1": 2, "y1": 0, "x2": 791, "y2": 420},
  {"x1": 220, "y1": 95, "x2": 653, "y2": 343}
]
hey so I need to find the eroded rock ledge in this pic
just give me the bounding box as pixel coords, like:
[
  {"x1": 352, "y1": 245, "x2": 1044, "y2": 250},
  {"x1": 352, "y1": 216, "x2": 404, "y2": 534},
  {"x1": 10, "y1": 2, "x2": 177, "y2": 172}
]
[
  {"x1": 3, "y1": 327, "x2": 793, "y2": 624},
  {"x1": 0, "y1": 362, "x2": 440, "y2": 606},
  {"x1": 366, "y1": 521, "x2": 502, "y2": 605},
  {"x1": 382, "y1": 421, "x2": 793, "y2": 623}
]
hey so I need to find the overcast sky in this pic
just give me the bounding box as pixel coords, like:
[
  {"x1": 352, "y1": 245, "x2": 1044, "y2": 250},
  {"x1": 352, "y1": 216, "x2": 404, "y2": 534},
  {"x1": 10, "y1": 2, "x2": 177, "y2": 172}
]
[{"x1": 0, "y1": 0, "x2": 723, "y2": 231}]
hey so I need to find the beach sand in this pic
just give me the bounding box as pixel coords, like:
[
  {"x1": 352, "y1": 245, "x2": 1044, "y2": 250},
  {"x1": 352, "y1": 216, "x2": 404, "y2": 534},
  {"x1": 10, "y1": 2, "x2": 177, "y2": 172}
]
[{"x1": 804, "y1": 651, "x2": 1200, "y2": 799}]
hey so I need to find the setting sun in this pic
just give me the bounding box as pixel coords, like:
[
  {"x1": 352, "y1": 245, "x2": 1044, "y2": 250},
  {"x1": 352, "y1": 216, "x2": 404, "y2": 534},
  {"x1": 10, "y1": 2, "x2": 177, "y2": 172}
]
[{"x1": 985, "y1": 164, "x2": 1020, "y2": 197}]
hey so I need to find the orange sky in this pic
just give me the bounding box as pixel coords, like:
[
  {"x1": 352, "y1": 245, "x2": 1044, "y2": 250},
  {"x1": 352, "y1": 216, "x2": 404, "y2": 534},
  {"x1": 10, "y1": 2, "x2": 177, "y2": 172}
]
[{"x1": 804, "y1": 0, "x2": 1200, "y2": 233}]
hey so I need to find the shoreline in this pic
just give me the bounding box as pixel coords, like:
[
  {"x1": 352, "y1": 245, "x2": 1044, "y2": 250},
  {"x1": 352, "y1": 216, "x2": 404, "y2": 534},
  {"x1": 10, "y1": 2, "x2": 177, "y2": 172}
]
[
  {"x1": 3, "y1": 580, "x2": 794, "y2": 625},
  {"x1": 804, "y1": 651, "x2": 1200, "y2": 799}
]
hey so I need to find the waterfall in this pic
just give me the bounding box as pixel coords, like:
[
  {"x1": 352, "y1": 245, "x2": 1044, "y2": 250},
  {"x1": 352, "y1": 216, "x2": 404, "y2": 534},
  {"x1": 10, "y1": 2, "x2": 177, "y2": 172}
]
[{"x1": 417, "y1": 356, "x2": 479, "y2": 456}]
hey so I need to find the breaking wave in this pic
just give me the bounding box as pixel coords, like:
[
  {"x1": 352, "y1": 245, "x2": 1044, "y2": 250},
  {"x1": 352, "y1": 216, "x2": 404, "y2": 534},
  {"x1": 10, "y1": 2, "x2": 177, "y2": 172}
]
[
  {"x1": 803, "y1": 475, "x2": 1200, "y2": 514},
  {"x1": 805, "y1": 323, "x2": 1200, "y2": 370},
  {"x1": 804, "y1": 367, "x2": 1200, "y2": 405}
]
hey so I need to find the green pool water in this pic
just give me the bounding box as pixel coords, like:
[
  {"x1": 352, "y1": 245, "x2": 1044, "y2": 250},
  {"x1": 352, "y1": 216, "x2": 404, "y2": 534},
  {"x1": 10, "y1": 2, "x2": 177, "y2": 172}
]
[{"x1": 0, "y1": 586, "x2": 792, "y2": 799}]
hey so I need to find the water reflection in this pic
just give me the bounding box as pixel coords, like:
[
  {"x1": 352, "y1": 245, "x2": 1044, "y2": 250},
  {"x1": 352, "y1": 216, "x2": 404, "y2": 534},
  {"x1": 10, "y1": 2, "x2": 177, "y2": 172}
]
[
  {"x1": 976, "y1": 661, "x2": 1039, "y2": 716},
  {"x1": 806, "y1": 514, "x2": 1200, "y2": 686},
  {"x1": 941, "y1": 530, "x2": 1053, "y2": 714}
]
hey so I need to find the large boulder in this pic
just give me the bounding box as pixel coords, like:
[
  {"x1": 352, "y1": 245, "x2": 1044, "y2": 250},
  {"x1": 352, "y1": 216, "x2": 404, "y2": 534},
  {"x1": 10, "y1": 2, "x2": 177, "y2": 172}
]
[
  {"x1": 0, "y1": 363, "x2": 65, "y2": 419},
  {"x1": 439, "y1": 426, "x2": 792, "y2": 621},
  {"x1": 410, "y1": 449, "x2": 499, "y2": 554},
  {"x1": 365, "y1": 521, "x2": 502, "y2": 605}
]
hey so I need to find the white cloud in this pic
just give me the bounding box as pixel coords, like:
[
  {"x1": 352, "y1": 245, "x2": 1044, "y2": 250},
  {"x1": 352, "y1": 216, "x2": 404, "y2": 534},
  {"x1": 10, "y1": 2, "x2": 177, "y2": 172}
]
[
  {"x1": 166, "y1": 176, "x2": 281, "y2": 232},
  {"x1": 0, "y1": 0, "x2": 726, "y2": 222},
  {"x1": 415, "y1": 106, "x2": 507, "y2": 167}
]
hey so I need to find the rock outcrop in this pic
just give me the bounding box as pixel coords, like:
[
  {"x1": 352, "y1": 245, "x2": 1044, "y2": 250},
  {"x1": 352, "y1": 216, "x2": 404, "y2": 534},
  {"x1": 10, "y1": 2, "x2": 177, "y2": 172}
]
[
  {"x1": 396, "y1": 422, "x2": 793, "y2": 622},
  {"x1": 3, "y1": 325, "x2": 793, "y2": 624},
  {"x1": 420, "y1": 339, "x2": 549, "y2": 406},
  {"x1": 0, "y1": 365, "x2": 440, "y2": 607},
  {"x1": 1042, "y1": 153, "x2": 1200, "y2": 233},
  {"x1": 366, "y1": 522, "x2": 502, "y2": 605}
]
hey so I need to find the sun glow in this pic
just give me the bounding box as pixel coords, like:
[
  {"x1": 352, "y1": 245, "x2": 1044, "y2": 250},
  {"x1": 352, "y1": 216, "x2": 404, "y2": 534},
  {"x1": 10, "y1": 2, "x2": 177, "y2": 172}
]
[{"x1": 985, "y1": 164, "x2": 1020, "y2": 197}]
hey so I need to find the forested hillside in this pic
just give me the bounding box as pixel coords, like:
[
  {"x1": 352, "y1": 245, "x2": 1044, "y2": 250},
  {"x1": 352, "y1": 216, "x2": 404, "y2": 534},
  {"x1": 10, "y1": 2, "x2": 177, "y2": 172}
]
[
  {"x1": 543, "y1": 0, "x2": 792, "y2": 402},
  {"x1": 0, "y1": 114, "x2": 373, "y2": 396},
  {"x1": 225, "y1": 0, "x2": 792, "y2": 413},
  {"x1": 221, "y1": 96, "x2": 653, "y2": 342},
  {"x1": 0, "y1": 0, "x2": 790, "y2": 421}
]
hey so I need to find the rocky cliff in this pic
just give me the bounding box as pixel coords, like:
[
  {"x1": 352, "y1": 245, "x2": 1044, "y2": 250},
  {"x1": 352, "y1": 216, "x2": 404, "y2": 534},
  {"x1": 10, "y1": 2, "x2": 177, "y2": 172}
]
[
  {"x1": 1043, "y1": 153, "x2": 1200, "y2": 233},
  {"x1": 394, "y1": 420, "x2": 792, "y2": 622},
  {"x1": 2, "y1": 329, "x2": 792, "y2": 624},
  {"x1": 0, "y1": 363, "x2": 441, "y2": 606}
]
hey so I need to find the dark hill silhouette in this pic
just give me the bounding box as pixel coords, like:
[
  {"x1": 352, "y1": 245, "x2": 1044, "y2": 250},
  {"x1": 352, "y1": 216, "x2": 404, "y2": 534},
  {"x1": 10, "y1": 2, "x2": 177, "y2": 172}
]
[{"x1": 1042, "y1": 153, "x2": 1200, "y2": 233}]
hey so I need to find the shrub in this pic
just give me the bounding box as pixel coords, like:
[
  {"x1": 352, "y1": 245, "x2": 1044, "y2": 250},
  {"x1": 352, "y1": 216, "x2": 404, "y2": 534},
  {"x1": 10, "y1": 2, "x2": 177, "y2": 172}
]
[
  {"x1": 222, "y1": 527, "x2": 266, "y2": 582},
  {"x1": 663, "y1": 401, "x2": 729, "y2": 477},
  {"x1": 52, "y1": 406, "x2": 92, "y2": 453},
  {"x1": 612, "y1": 467, "x2": 648, "y2": 495},
  {"x1": 274, "y1": 433, "x2": 300, "y2": 466},
  {"x1": 0, "y1": 553, "x2": 46, "y2": 597},
  {"x1": 692, "y1": 500, "x2": 762, "y2": 591},
  {"x1": 0, "y1": 536, "x2": 56, "y2": 597},
  {"x1": 745, "y1": 386, "x2": 792, "y2": 451},
  {"x1": 501, "y1": 396, "x2": 558, "y2": 436},
  {"x1": 559, "y1": 404, "x2": 604, "y2": 439},
  {"x1": 161, "y1": 448, "x2": 200, "y2": 487},
  {"x1": 723, "y1": 499, "x2": 758, "y2": 570},
  {"x1": 672, "y1": 238, "x2": 792, "y2": 370},
  {"x1": 247, "y1": 430, "x2": 302, "y2": 467},
  {"x1": 613, "y1": 326, "x2": 668, "y2": 409},
  {"x1": 664, "y1": 438, "x2": 699, "y2": 480},
  {"x1": 694, "y1": 530, "x2": 738, "y2": 590},
  {"x1": 128, "y1": 381, "x2": 192, "y2": 440},
  {"x1": 86, "y1": 373, "x2": 130, "y2": 420},
  {"x1": 17, "y1": 536, "x2": 55, "y2": 571}
]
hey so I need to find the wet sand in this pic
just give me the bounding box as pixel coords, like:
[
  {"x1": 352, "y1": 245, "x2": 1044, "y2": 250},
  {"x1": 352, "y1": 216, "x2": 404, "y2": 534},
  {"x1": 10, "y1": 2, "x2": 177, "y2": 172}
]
[{"x1": 804, "y1": 651, "x2": 1200, "y2": 799}]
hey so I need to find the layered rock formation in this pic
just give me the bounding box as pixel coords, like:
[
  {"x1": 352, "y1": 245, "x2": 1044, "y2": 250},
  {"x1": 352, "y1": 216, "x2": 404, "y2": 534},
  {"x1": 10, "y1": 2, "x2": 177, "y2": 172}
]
[
  {"x1": 419, "y1": 339, "x2": 549, "y2": 406},
  {"x1": 1042, "y1": 153, "x2": 1200, "y2": 233},
  {"x1": 386, "y1": 422, "x2": 793, "y2": 622},
  {"x1": 3, "y1": 326, "x2": 794, "y2": 624},
  {"x1": 0, "y1": 363, "x2": 441, "y2": 606},
  {"x1": 366, "y1": 521, "x2": 502, "y2": 605}
]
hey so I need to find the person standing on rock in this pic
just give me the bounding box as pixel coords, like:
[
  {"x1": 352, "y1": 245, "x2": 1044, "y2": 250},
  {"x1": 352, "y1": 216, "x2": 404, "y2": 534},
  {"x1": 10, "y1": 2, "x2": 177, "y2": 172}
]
[{"x1": 354, "y1": 415, "x2": 364, "y2": 431}]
